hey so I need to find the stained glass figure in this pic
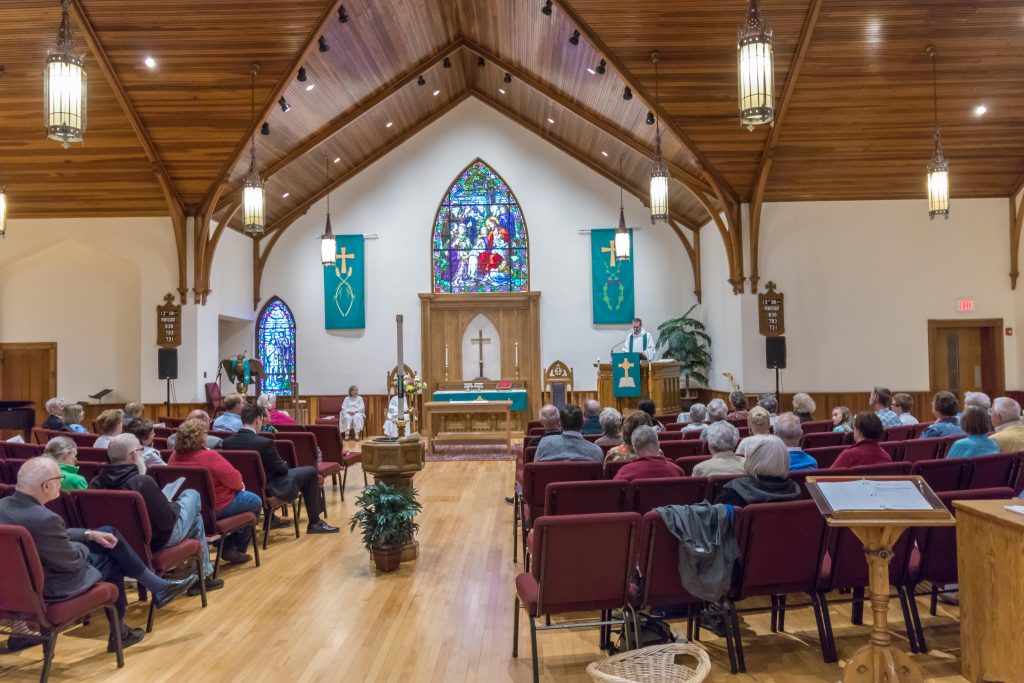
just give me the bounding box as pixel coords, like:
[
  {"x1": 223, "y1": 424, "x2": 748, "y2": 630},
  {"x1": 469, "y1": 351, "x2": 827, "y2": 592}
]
[
  {"x1": 432, "y1": 160, "x2": 529, "y2": 293},
  {"x1": 256, "y1": 297, "x2": 296, "y2": 396}
]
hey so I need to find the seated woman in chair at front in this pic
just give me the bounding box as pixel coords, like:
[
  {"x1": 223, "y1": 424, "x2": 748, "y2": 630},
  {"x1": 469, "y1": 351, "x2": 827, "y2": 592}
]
[
  {"x1": 383, "y1": 395, "x2": 411, "y2": 438},
  {"x1": 340, "y1": 385, "x2": 366, "y2": 440}
]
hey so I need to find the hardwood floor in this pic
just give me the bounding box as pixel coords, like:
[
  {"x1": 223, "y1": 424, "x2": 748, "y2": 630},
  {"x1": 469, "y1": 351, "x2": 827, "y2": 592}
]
[{"x1": 1, "y1": 461, "x2": 967, "y2": 682}]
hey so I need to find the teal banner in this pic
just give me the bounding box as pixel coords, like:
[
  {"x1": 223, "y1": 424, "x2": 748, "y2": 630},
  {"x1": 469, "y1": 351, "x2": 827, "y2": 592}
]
[
  {"x1": 612, "y1": 352, "x2": 642, "y2": 398},
  {"x1": 324, "y1": 234, "x2": 365, "y2": 329},
  {"x1": 590, "y1": 228, "x2": 635, "y2": 324}
]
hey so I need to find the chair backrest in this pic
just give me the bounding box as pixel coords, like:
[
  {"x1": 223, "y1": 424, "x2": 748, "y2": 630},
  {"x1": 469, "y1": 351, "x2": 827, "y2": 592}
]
[
  {"x1": 656, "y1": 431, "x2": 683, "y2": 442},
  {"x1": 73, "y1": 489, "x2": 153, "y2": 565},
  {"x1": 848, "y1": 461, "x2": 913, "y2": 477},
  {"x1": 602, "y1": 460, "x2": 630, "y2": 480},
  {"x1": 632, "y1": 477, "x2": 707, "y2": 514},
  {"x1": 908, "y1": 421, "x2": 934, "y2": 439},
  {"x1": 154, "y1": 427, "x2": 175, "y2": 439},
  {"x1": 800, "y1": 431, "x2": 845, "y2": 449},
  {"x1": 665, "y1": 422, "x2": 686, "y2": 432},
  {"x1": 883, "y1": 424, "x2": 915, "y2": 442},
  {"x1": 152, "y1": 437, "x2": 169, "y2": 450},
  {"x1": 523, "y1": 445, "x2": 538, "y2": 466},
  {"x1": 725, "y1": 416, "x2": 748, "y2": 427},
  {"x1": 522, "y1": 462, "x2": 603, "y2": 523},
  {"x1": 789, "y1": 468, "x2": 851, "y2": 498},
  {"x1": 157, "y1": 416, "x2": 186, "y2": 427},
  {"x1": 910, "y1": 458, "x2": 972, "y2": 492},
  {"x1": 0, "y1": 525, "x2": 49, "y2": 626},
  {"x1": 271, "y1": 431, "x2": 319, "y2": 468},
  {"x1": 75, "y1": 447, "x2": 110, "y2": 463},
  {"x1": 544, "y1": 480, "x2": 631, "y2": 516},
  {"x1": 0, "y1": 483, "x2": 15, "y2": 499},
  {"x1": 530, "y1": 512, "x2": 640, "y2": 615},
  {"x1": 966, "y1": 452, "x2": 1020, "y2": 489},
  {"x1": 673, "y1": 455, "x2": 711, "y2": 476},
  {"x1": 637, "y1": 510, "x2": 704, "y2": 610},
  {"x1": 733, "y1": 499, "x2": 828, "y2": 599},
  {"x1": 583, "y1": 434, "x2": 601, "y2": 443},
  {"x1": 878, "y1": 440, "x2": 903, "y2": 461},
  {"x1": 304, "y1": 424, "x2": 344, "y2": 464},
  {"x1": 706, "y1": 474, "x2": 742, "y2": 502},
  {"x1": 937, "y1": 435, "x2": 963, "y2": 458},
  {"x1": 316, "y1": 396, "x2": 344, "y2": 419},
  {"x1": 660, "y1": 440, "x2": 706, "y2": 460},
  {"x1": 526, "y1": 420, "x2": 542, "y2": 433},
  {"x1": 682, "y1": 429, "x2": 704, "y2": 441},
  {"x1": 825, "y1": 523, "x2": 913, "y2": 591},
  {"x1": 270, "y1": 424, "x2": 306, "y2": 433},
  {"x1": 149, "y1": 465, "x2": 218, "y2": 531},
  {"x1": 220, "y1": 451, "x2": 268, "y2": 502},
  {"x1": 905, "y1": 438, "x2": 942, "y2": 464},
  {"x1": 45, "y1": 490, "x2": 80, "y2": 527},
  {"x1": 804, "y1": 445, "x2": 847, "y2": 469},
  {"x1": 800, "y1": 420, "x2": 832, "y2": 434},
  {"x1": 75, "y1": 461, "x2": 103, "y2": 483},
  {"x1": 204, "y1": 382, "x2": 224, "y2": 412},
  {"x1": 0, "y1": 442, "x2": 44, "y2": 460},
  {"x1": 2, "y1": 459, "x2": 27, "y2": 485},
  {"x1": 273, "y1": 439, "x2": 299, "y2": 469},
  {"x1": 33, "y1": 429, "x2": 98, "y2": 447}
]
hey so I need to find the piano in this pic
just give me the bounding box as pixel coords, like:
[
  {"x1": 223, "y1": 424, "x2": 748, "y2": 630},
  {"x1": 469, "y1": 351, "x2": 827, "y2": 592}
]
[{"x1": 0, "y1": 400, "x2": 35, "y2": 439}]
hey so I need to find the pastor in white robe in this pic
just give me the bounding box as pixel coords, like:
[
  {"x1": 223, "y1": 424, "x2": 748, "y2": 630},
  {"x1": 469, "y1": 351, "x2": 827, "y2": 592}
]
[
  {"x1": 621, "y1": 330, "x2": 657, "y2": 359},
  {"x1": 339, "y1": 395, "x2": 365, "y2": 436},
  {"x1": 383, "y1": 395, "x2": 412, "y2": 438}
]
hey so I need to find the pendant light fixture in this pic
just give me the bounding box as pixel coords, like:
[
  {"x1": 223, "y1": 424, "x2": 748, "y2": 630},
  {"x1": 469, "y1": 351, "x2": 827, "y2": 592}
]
[
  {"x1": 649, "y1": 52, "x2": 669, "y2": 224},
  {"x1": 44, "y1": 0, "x2": 87, "y2": 148},
  {"x1": 926, "y1": 46, "x2": 949, "y2": 219},
  {"x1": 737, "y1": 0, "x2": 775, "y2": 131},
  {"x1": 242, "y1": 64, "x2": 266, "y2": 236},
  {"x1": 0, "y1": 182, "x2": 7, "y2": 238},
  {"x1": 320, "y1": 156, "x2": 336, "y2": 266},
  {"x1": 614, "y1": 155, "x2": 630, "y2": 260}
]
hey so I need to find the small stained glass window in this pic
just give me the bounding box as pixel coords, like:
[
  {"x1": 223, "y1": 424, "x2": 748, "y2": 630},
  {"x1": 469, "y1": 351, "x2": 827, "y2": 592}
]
[
  {"x1": 432, "y1": 160, "x2": 529, "y2": 293},
  {"x1": 256, "y1": 297, "x2": 296, "y2": 396}
]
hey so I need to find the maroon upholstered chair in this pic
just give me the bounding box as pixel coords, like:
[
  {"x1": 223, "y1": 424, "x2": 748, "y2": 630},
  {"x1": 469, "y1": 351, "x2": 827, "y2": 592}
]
[
  {"x1": 908, "y1": 421, "x2": 934, "y2": 439},
  {"x1": 75, "y1": 461, "x2": 103, "y2": 483},
  {"x1": 156, "y1": 416, "x2": 186, "y2": 427},
  {"x1": 634, "y1": 510, "x2": 705, "y2": 639},
  {"x1": 800, "y1": 420, "x2": 832, "y2": 434},
  {"x1": 901, "y1": 437, "x2": 944, "y2": 464},
  {"x1": 878, "y1": 440, "x2": 903, "y2": 461},
  {"x1": 314, "y1": 396, "x2": 345, "y2": 425},
  {"x1": 789, "y1": 469, "x2": 851, "y2": 499},
  {"x1": 656, "y1": 430, "x2": 684, "y2": 442},
  {"x1": 0, "y1": 483, "x2": 15, "y2": 498},
  {"x1": 682, "y1": 429, "x2": 704, "y2": 440},
  {"x1": 883, "y1": 424, "x2": 915, "y2": 442},
  {"x1": 848, "y1": 462, "x2": 912, "y2": 477},
  {"x1": 153, "y1": 427, "x2": 175, "y2": 439},
  {"x1": 602, "y1": 460, "x2": 630, "y2": 479},
  {"x1": 271, "y1": 432, "x2": 330, "y2": 508},
  {"x1": 800, "y1": 432, "x2": 845, "y2": 449},
  {"x1": 0, "y1": 525, "x2": 125, "y2": 682},
  {"x1": 2, "y1": 458, "x2": 27, "y2": 485},
  {"x1": 72, "y1": 489, "x2": 207, "y2": 632},
  {"x1": 665, "y1": 422, "x2": 686, "y2": 432},
  {"x1": 544, "y1": 480, "x2": 631, "y2": 516},
  {"x1": 1, "y1": 442, "x2": 44, "y2": 460},
  {"x1": 513, "y1": 512, "x2": 641, "y2": 683},
  {"x1": 76, "y1": 447, "x2": 111, "y2": 463},
  {"x1": 147, "y1": 465, "x2": 260, "y2": 579},
  {"x1": 221, "y1": 450, "x2": 301, "y2": 549},
  {"x1": 660, "y1": 439, "x2": 706, "y2": 459},
  {"x1": 805, "y1": 445, "x2": 847, "y2": 469},
  {"x1": 518, "y1": 461, "x2": 602, "y2": 567},
  {"x1": 910, "y1": 459, "x2": 971, "y2": 492},
  {"x1": 33, "y1": 429, "x2": 98, "y2": 448},
  {"x1": 204, "y1": 382, "x2": 223, "y2": 416},
  {"x1": 632, "y1": 477, "x2": 707, "y2": 514},
  {"x1": 965, "y1": 452, "x2": 1019, "y2": 489},
  {"x1": 43, "y1": 490, "x2": 80, "y2": 529},
  {"x1": 526, "y1": 420, "x2": 542, "y2": 433},
  {"x1": 273, "y1": 439, "x2": 299, "y2": 469},
  {"x1": 269, "y1": 424, "x2": 306, "y2": 433},
  {"x1": 305, "y1": 423, "x2": 365, "y2": 500},
  {"x1": 705, "y1": 474, "x2": 742, "y2": 502},
  {"x1": 672, "y1": 455, "x2": 711, "y2": 476},
  {"x1": 724, "y1": 500, "x2": 832, "y2": 672}
]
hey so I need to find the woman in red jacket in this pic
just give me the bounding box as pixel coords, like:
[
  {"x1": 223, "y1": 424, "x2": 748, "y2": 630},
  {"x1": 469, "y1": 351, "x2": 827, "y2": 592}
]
[{"x1": 169, "y1": 418, "x2": 260, "y2": 564}]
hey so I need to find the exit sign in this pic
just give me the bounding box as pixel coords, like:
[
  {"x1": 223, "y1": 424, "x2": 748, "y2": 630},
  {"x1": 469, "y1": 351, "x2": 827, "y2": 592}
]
[{"x1": 958, "y1": 299, "x2": 975, "y2": 312}]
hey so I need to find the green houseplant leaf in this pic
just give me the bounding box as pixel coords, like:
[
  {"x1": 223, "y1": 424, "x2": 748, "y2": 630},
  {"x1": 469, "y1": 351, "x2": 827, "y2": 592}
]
[
  {"x1": 348, "y1": 482, "x2": 423, "y2": 551},
  {"x1": 654, "y1": 304, "x2": 713, "y2": 393}
]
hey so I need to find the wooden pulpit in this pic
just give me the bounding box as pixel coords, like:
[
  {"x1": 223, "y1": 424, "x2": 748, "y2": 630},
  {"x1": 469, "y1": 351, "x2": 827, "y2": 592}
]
[{"x1": 596, "y1": 359, "x2": 681, "y2": 414}]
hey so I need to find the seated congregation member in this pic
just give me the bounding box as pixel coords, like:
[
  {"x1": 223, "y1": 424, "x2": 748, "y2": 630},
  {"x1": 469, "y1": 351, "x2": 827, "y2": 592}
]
[
  {"x1": 892, "y1": 393, "x2": 918, "y2": 425},
  {"x1": 637, "y1": 399, "x2": 664, "y2": 432},
  {"x1": 92, "y1": 409, "x2": 124, "y2": 448},
  {"x1": 122, "y1": 402, "x2": 144, "y2": 428},
  {"x1": 870, "y1": 387, "x2": 902, "y2": 428},
  {"x1": 693, "y1": 421, "x2": 744, "y2": 477},
  {"x1": 946, "y1": 406, "x2": 999, "y2": 458},
  {"x1": 167, "y1": 410, "x2": 223, "y2": 450},
  {"x1": 831, "y1": 412, "x2": 892, "y2": 468},
  {"x1": 91, "y1": 434, "x2": 222, "y2": 593},
  {"x1": 990, "y1": 397, "x2": 1024, "y2": 453},
  {"x1": 920, "y1": 391, "x2": 965, "y2": 439},
  {"x1": 222, "y1": 405, "x2": 339, "y2": 535},
  {"x1": 605, "y1": 411, "x2": 655, "y2": 465},
  {"x1": 714, "y1": 435, "x2": 800, "y2": 507},
  {"x1": 126, "y1": 418, "x2": 166, "y2": 468},
  {"x1": 524, "y1": 404, "x2": 561, "y2": 450},
  {"x1": 62, "y1": 403, "x2": 89, "y2": 433},
  {"x1": 962, "y1": 391, "x2": 991, "y2": 418},
  {"x1": 594, "y1": 408, "x2": 623, "y2": 447},
  {"x1": 535, "y1": 404, "x2": 603, "y2": 462},
  {"x1": 339, "y1": 385, "x2": 366, "y2": 440},
  {"x1": 258, "y1": 393, "x2": 296, "y2": 426},
  {"x1": 383, "y1": 395, "x2": 413, "y2": 438},
  {"x1": 43, "y1": 436, "x2": 87, "y2": 490},
  {"x1": 212, "y1": 393, "x2": 245, "y2": 433},
  {"x1": 699, "y1": 399, "x2": 729, "y2": 442},
  {"x1": 613, "y1": 426, "x2": 684, "y2": 481},
  {"x1": 169, "y1": 419, "x2": 259, "y2": 564},
  {"x1": 736, "y1": 406, "x2": 771, "y2": 456},
  {"x1": 774, "y1": 412, "x2": 818, "y2": 472},
  {"x1": 832, "y1": 406, "x2": 854, "y2": 433},
  {"x1": 726, "y1": 391, "x2": 749, "y2": 420},
  {"x1": 581, "y1": 399, "x2": 603, "y2": 435},
  {"x1": 0, "y1": 458, "x2": 195, "y2": 651},
  {"x1": 758, "y1": 394, "x2": 780, "y2": 427},
  {"x1": 42, "y1": 396, "x2": 67, "y2": 431},
  {"x1": 680, "y1": 402, "x2": 707, "y2": 432},
  {"x1": 792, "y1": 393, "x2": 816, "y2": 423}
]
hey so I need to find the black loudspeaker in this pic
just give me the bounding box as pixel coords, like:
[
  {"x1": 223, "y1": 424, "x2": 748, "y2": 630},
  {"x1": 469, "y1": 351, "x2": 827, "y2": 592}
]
[
  {"x1": 766, "y1": 336, "x2": 787, "y2": 370},
  {"x1": 158, "y1": 348, "x2": 178, "y2": 380}
]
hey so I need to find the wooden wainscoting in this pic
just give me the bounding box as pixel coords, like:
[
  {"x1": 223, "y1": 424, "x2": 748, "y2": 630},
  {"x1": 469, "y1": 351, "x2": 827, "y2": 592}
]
[
  {"x1": 693, "y1": 389, "x2": 936, "y2": 422},
  {"x1": 80, "y1": 403, "x2": 208, "y2": 424}
]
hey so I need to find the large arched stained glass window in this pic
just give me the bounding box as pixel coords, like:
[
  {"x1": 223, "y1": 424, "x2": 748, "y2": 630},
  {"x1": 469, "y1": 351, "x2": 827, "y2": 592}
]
[
  {"x1": 256, "y1": 297, "x2": 296, "y2": 396},
  {"x1": 432, "y1": 159, "x2": 529, "y2": 293}
]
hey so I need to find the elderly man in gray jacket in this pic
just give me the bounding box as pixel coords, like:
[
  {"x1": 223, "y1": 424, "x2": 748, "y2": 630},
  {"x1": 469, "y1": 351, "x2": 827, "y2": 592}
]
[{"x1": 535, "y1": 404, "x2": 603, "y2": 462}]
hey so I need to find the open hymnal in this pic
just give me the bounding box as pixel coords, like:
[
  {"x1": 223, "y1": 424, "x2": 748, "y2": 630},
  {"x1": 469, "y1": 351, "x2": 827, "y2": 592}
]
[
  {"x1": 161, "y1": 477, "x2": 185, "y2": 502},
  {"x1": 816, "y1": 479, "x2": 932, "y2": 512}
]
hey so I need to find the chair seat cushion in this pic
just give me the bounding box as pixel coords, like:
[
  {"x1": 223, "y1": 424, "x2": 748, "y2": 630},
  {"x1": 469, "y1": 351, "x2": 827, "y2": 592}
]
[
  {"x1": 151, "y1": 539, "x2": 201, "y2": 573},
  {"x1": 45, "y1": 582, "x2": 119, "y2": 626},
  {"x1": 515, "y1": 572, "x2": 540, "y2": 616},
  {"x1": 318, "y1": 463, "x2": 342, "y2": 477},
  {"x1": 341, "y1": 451, "x2": 362, "y2": 466},
  {"x1": 216, "y1": 512, "x2": 256, "y2": 535},
  {"x1": 266, "y1": 496, "x2": 291, "y2": 508}
]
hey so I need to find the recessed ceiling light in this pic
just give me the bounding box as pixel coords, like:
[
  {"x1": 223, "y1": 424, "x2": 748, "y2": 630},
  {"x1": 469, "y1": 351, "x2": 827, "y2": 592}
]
[
  {"x1": 144, "y1": 56, "x2": 156, "y2": 68},
  {"x1": 498, "y1": 88, "x2": 506, "y2": 95},
  {"x1": 386, "y1": 121, "x2": 393, "y2": 128},
  {"x1": 282, "y1": 192, "x2": 290, "y2": 198},
  {"x1": 433, "y1": 89, "x2": 441, "y2": 96},
  {"x1": 305, "y1": 84, "x2": 315, "y2": 91},
  {"x1": 974, "y1": 104, "x2": 987, "y2": 116},
  {"x1": 587, "y1": 67, "x2": 596, "y2": 75},
  {"x1": 333, "y1": 157, "x2": 341, "y2": 163},
  {"x1": 546, "y1": 117, "x2": 555, "y2": 124},
  {"x1": 601, "y1": 151, "x2": 609, "y2": 157}
]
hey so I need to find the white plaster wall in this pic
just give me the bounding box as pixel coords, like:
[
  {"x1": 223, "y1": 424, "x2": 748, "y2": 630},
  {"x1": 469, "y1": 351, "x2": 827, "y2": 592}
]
[
  {"x1": 259, "y1": 97, "x2": 697, "y2": 394},
  {"x1": 699, "y1": 218, "x2": 745, "y2": 392}
]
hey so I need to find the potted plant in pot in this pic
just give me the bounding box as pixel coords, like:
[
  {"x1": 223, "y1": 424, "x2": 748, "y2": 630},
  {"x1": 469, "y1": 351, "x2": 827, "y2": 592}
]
[
  {"x1": 655, "y1": 304, "x2": 712, "y2": 410},
  {"x1": 349, "y1": 482, "x2": 423, "y2": 572}
]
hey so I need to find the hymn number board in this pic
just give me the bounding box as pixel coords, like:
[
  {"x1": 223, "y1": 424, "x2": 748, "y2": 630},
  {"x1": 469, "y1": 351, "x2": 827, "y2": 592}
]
[
  {"x1": 758, "y1": 282, "x2": 785, "y2": 337},
  {"x1": 156, "y1": 293, "x2": 182, "y2": 348}
]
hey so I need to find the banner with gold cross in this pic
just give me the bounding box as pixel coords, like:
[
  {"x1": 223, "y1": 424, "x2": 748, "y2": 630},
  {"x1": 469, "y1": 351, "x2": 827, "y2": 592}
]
[
  {"x1": 324, "y1": 234, "x2": 365, "y2": 329},
  {"x1": 612, "y1": 352, "x2": 642, "y2": 398},
  {"x1": 590, "y1": 228, "x2": 635, "y2": 324}
]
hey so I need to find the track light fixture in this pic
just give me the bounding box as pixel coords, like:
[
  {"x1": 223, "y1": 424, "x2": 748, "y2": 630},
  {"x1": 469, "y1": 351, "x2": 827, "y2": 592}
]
[
  {"x1": 596, "y1": 59, "x2": 606, "y2": 75},
  {"x1": 477, "y1": 56, "x2": 485, "y2": 67},
  {"x1": 260, "y1": 122, "x2": 270, "y2": 135},
  {"x1": 443, "y1": 57, "x2": 452, "y2": 69},
  {"x1": 297, "y1": 67, "x2": 307, "y2": 82},
  {"x1": 417, "y1": 75, "x2": 426, "y2": 86},
  {"x1": 504, "y1": 72, "x2": 512, "y2": 84},
  {"x1": 278, "y1": 96, "x2": 291, "y2": 113},
  {"x1": 623, "y1": 86, "x2": 632, "y2": 101},
  {"x1": 569, "y1": 30, "x2": 580, "y2": 46},
  {"x1": 541, "y1": 0, "x2": 552, "y2": 16},
  {"x1": 646, "y1": 111, "x2": 655, "y2": 125},
  {"x1": 337, "y1": 5, "x2": 349, "y2": 23},
  {"x1": 318, "y1": 36, "x2": 329, "y2": 52}
]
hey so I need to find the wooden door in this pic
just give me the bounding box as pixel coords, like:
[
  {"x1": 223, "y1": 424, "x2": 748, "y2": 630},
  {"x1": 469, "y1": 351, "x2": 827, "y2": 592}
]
[
  {"x1": 0, "y1": 342, "x2": 58, "y2": 427},
  {"x1": 928, "y1": 320, "x2": 1004, "y2": 398}
]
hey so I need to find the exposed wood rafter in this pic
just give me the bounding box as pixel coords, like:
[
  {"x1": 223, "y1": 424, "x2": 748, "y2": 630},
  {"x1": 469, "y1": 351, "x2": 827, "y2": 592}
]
[{"x1": 1010, "y1": 194, "x2": 1024, "y2": 289}]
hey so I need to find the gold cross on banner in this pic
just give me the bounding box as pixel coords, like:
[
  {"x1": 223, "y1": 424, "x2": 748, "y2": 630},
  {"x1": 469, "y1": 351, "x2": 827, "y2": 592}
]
[
  {"x1": 600, "y1": 240, "x2": 617, "y2": 267},
  {"x1": 336, "y1": 247, "x2": 356, "y2": 276},
  {"x1": 617, "y1": 356, "x2": 634, "y2": 374}
]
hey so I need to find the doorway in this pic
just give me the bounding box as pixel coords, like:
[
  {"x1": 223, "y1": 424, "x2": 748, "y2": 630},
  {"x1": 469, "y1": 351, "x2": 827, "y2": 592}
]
[
  {"x1": 927, "y1": 320, "x2": 1004, "y2": 398},
  {"x1": 0, "y1": 342, "x2": 58, "y2": 428}
]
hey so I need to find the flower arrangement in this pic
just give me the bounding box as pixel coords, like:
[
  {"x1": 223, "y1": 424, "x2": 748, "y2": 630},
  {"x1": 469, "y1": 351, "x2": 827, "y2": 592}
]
[{"x1": 393, "y1": 372, "x2": 427, "y2": 394}]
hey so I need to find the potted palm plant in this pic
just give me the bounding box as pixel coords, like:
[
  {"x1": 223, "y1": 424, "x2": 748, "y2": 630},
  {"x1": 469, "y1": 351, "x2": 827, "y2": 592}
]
[
  {"x1": 655, "y1": 304, "x2": 712, "y2": 407},
  {"x1": 348, "y1": 482, "x2": 423, "y2": 572}
]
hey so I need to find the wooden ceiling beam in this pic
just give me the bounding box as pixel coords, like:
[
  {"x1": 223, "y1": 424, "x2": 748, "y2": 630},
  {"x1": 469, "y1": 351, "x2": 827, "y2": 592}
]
[
  {"x1": 747, "y1": 0, "x2": 825, "y2": 293},
  {"x1": 1010, "y1": 195, "x2": 1024, "y2": 290}
]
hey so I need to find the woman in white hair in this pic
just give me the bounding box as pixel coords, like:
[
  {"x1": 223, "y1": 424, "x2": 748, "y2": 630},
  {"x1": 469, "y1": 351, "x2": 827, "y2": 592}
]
[
  {"x1": 257, "y1": 393, "x2": 296, "y2": 426},
  {"x1": 340, "y1": 385, "x2": 366, "y2": 440},
  {"x1": 714, "y1": 434, "x2": 800, "y2": 507}
]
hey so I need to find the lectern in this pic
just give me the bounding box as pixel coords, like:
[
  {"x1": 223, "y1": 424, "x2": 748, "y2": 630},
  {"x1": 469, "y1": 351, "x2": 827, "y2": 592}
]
[{"x1": 596, "y1": 359, "x2": 681, "y2": 414}]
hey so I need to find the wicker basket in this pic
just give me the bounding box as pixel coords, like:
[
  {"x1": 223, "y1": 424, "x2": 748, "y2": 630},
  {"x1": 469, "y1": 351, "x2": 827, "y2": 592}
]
[{"x1": 586, "y1": 643, "x2": 711, "y2": 683}]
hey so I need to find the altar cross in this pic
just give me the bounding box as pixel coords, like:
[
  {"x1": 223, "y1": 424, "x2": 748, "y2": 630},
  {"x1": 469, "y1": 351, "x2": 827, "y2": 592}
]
[
  {"x1": 471, "y1": 329, "x2": 491, "y2": 379},
  {"x1": 600, "y1": 240, "x2": 618, "y2": 267}
]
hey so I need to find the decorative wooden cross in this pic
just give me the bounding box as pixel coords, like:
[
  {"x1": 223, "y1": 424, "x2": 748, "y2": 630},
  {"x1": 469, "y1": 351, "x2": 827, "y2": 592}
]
[
  {"x1": 617, "y1": 356, "x2": 634, "y2": 374},
  {"x1": 471, "y1": 330, "x2": 491, "y2": 379},
  {"x1": 336, "y1": 246, "x2": 356, "y2": 276},
  {"x1": 601, "y1": 240, "x2": 618, "y2": 267}
]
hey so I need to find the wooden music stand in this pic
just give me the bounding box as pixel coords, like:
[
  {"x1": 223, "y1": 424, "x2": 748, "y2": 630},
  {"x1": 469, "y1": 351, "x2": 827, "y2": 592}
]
[{"x1": 806, "y1": 475, "x2": 955, "y2": 683}]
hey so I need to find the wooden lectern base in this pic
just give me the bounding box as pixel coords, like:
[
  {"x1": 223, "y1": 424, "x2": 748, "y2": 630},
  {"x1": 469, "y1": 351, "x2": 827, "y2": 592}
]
[{"x1": 845, "y1": 644, "x2": 920, "y2": 683}]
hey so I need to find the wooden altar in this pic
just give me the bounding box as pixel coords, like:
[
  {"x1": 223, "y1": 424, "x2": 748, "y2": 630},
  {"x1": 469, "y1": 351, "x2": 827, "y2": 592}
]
[
  {"x1": 423, "y1": 400, "x2": 514, "y2": 457},
  {"x1": 596, "y1": 359, "x2": 682, "y2": 414}
]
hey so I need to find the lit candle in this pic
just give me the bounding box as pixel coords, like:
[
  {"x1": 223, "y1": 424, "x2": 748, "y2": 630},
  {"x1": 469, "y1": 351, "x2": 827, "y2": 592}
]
[{"x1": 444, "y1": 343, "x2": 449, "y2": 367}]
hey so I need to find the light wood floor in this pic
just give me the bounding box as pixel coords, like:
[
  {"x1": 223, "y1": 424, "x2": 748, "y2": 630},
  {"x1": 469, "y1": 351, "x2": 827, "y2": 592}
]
[{"x1": 1, "y1": 460, "x2": 967, "y2": 682}]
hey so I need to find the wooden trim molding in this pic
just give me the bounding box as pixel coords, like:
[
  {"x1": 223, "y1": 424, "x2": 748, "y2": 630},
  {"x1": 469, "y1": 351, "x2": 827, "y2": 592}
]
[{"x1": 1010, "y1": 194, "x2": 1024, "y2": 289}]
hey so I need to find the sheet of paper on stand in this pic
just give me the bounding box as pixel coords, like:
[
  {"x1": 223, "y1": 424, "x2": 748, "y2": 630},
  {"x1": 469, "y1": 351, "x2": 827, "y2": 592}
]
[{"x1": 817, "y1": 479, "x2": 932, "y2": 511}]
